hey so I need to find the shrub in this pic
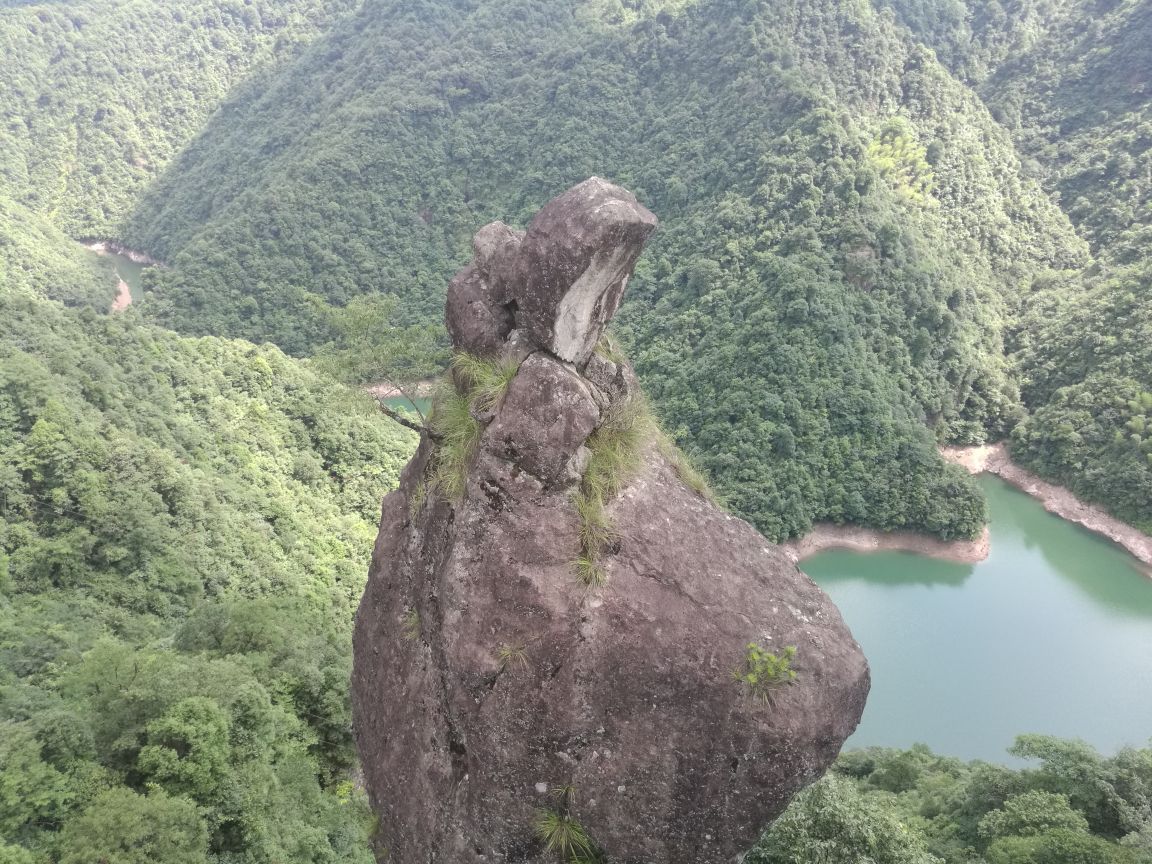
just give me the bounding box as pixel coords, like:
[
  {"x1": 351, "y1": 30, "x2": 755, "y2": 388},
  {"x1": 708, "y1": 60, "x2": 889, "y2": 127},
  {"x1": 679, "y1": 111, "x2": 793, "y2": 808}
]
[{"x1": 734, "y1": 643, "x2": 798, "y2": 699}]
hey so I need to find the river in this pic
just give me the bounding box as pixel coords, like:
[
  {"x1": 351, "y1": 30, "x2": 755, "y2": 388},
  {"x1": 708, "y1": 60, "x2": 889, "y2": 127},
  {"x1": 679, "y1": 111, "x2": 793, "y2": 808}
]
[{"x1": 802, "y1": 474, "x2": 1152, "y2": 762}]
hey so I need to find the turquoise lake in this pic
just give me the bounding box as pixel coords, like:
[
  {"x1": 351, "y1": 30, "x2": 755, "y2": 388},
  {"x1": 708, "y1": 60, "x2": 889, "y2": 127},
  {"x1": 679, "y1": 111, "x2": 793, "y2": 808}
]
[
  {"x1": 382, "y1": 395, "x2": 431, "y2": 417},
  {"x1": 801, "y1": 474, "x2": 1152, "y2": 762},
  {"x1": 106, "y1": 251, "x2": 147, "y2": 301}
]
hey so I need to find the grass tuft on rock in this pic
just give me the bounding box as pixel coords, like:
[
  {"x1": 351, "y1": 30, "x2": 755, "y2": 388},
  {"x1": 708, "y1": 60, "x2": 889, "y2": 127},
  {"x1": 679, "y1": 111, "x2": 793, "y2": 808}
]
[
  {"x1": 401, "y1": 609, "x2": 421, "y2": 641},
  {"x1": 534, "y1": 786, "x2": 598, "y2": 863},
  {"x1": 572, "y1": 555, "x2": 608, "y2": 589},
  {"x1": 655, "y1": 429, "x2": 720, "y2": 505},
  {"x1": 583, "y1": 392, "x2": 652, "y2": 502},
  {"x1": 428, "y1": 381, "x2": 481, "y2": 501},
  {"x1": 408, "y1": 476, "x2": 427, "y2": 519},
  {"x1": 592, "y1": 331, "x2": 627, "y2": 365},
  {"x1": 570, "y1": 392, "x2": 653, "y2": 588},
  {"x1": 451, "y1": 352, "x2": 521, "y2": 414},
  {"x1": 496, "y1": 643, "x2": 529, "y2": 672},
  {"x1": 427, "y1": 352, "x2": 522, "y2": 501},
  {"x1": 573, "y1": 486, "x2": 617, "y2": 555}
]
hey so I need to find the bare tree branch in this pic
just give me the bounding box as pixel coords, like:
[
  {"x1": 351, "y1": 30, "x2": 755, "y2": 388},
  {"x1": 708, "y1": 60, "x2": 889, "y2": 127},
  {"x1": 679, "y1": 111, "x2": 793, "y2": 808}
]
[
  {"x1": 393, "y1": 379, "x2": 428, "y2": 424},
  {"x1": 376, "y1": 398, "x2": 441, "y2": 441}
]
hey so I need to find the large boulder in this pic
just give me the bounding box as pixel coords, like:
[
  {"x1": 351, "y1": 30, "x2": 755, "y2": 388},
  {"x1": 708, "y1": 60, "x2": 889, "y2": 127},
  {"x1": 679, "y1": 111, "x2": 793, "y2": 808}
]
[{"x1": 352, "y1": 178, "x2": 869, "y2": 864}]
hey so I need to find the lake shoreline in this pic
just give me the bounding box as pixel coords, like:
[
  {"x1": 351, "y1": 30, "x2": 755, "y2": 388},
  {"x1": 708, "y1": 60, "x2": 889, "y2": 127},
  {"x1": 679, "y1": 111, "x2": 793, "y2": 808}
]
[
  {"x1": 781, "y1": 522, "x2": 990, "y2": 566},
  {"x1": 942, "y1": 443, "x2": 1152, "y2": 577},
  {"x1": 111, "y1": 276, "x2": 133, "y2": 311},
  {"x1": 783, "y1": 443, "x2": 1152, "y2": 578},
  {"x1": 365, "y1": 379, "x2": 436, "y2": 400},
  {"x1": 82, "y1": 239, "x2": 162, "y2": 312},
  {"x1": 82, "y1": 238, "x2": 163, "y2": 267}
]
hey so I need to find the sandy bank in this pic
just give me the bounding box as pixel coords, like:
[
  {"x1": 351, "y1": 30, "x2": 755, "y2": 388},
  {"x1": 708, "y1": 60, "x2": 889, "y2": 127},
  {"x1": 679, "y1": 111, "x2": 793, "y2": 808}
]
[
  {"x1": 365, "y1": 380, "x2": 435, "y2": 400},
  {"x1": 782, "y1": 443, "x2": 1152, "y2": 577},
  {"x1": 781, "y1": 522, "x2": 990, "y2": 565},
  {"x1": 942, "y1": 443, "x2": 1152, "y2": 575},
  {"x1": 84, "y1": 239, "x2": 163, "y2": 267},
  {"x1": 111, "y1": 278, "x2": 132, "y2": 312}
]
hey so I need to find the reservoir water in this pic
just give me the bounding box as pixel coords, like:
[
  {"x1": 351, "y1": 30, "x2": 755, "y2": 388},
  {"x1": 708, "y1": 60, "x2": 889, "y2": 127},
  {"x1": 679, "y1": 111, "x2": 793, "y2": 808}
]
[
  {"x1": 382, "y1": 395, "x2": 431, "y2": 417},
  {"x1": 105, "y1": 251, "x2": 147, "y2": 302},
  {"x1": 83, "y1": 244, "x2": 149, "y2": 304},
  {"x1": 801, "y1": 474, "x2": 1152, "y2": 762}
]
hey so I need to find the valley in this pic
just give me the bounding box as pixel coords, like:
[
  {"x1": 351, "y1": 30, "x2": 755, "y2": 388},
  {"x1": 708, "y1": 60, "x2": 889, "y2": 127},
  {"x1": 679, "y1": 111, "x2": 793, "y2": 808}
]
[{"x1": 1, "y1": 0, "x2": 1151, "y2": 861}]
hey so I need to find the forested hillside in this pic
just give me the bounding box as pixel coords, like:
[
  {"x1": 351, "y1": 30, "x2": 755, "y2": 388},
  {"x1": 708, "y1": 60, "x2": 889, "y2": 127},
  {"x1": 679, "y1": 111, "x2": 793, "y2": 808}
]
[
  {"x1": 0, "y1": 0, "x2": 358, "y2": 238},
  {"x1": 0, "y1": 289, "x2": 414, "y2": 861},
  {"x1": 876, "y1": 0, "x2": 1152, "y2": 531},
  {"x1": 0, "y1": 0, "x2": 1151, "y2": 861},
  {"x1": 0, "y1": 198, "x2": 114, "y2": 306},
  {"x1": 984, "y1": 0, "x2": 1152, "y2": 532},
  {"x1": 118, "y1": 0, "x2": 1091, "y2": 541},
  {"x1": 0, "y1": 0, "x2": 360, "y2": 309}
]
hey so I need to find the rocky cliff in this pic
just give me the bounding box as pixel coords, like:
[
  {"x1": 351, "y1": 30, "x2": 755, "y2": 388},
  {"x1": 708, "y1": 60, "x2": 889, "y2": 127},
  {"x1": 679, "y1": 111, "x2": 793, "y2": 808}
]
[{"x1": 351, "y1": 178, "x2": 869, "y2": 864}]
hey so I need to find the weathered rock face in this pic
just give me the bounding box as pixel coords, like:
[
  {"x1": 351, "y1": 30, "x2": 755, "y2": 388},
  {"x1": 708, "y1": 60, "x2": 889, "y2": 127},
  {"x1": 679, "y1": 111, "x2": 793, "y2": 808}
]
[{"x1": 352, "y1": 178, "x2": 869, "y2": 864}]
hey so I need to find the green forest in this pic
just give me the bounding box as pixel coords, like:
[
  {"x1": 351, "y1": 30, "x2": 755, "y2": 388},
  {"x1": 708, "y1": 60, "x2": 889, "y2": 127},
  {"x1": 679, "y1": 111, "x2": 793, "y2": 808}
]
[
  {"x1": 121, "y1": 0, "x2": 1085, "y2": 541},
  {"x1": 1, "y1": 0, "x2": 1151, "y2": 859},
  {"x1": 113, "y1": 0, "x2": 1148, "y2": 540},
  {"x1": 5, "y1": 0, "x2": 1149, "y2": 539},
  {"x1": 0, "y1": 290, "x2": 414, "y2": 861}
]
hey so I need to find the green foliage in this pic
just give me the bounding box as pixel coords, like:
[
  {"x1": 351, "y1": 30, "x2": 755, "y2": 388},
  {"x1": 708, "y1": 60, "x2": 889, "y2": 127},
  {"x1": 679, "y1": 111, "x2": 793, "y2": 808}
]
[
  {"x1": 401, "y1": 609, "x2": 421, "y2": 642},
  {"x1": 2, "y1": 0, "x2": 1151, "y2": 857},
  {"x1": 137, "y1": 697, "x2": 232, "y2": 800},
  {"x1": 425, "y1": 352, "x2": 522, "y2": 501},
  {"x1": 107, "y1": 0, "x2": 1093, "y2": 541},
  {"x1": 1007, "y1": 735, "x2": 1152, "y2": 839},
  {"x1": 747, "y1": 773, "x2": 943, "y2": 863},
  {"x1": 427, "y1": 382, "x2": 481, "y2": 500},
  {"x1": 313, "y1": 294, "x2": 450, "y2": 391},
  {"x1": 792, "y1": 739, "x2": 1152, "y2": 864},
  {"x1": 534, "y1": 808, "x2": 595, "y2": 861},
  {"x1": 886, "y1": 0, "x2": 1152, "y2": 534},
  {"x1": 57, "y1": 788, "x2": 208, "y2": 864},
  {"x1": 593, "y1": 333, "x2": 627, "y2": 366},
  {"x1": 583, "y1": 394, "x2": 653, "y2": 505},
  {"x1": 0, "y1": 0, "x2": 359, "y2": 241},
  {"x1": 0, "y1": 292, "x2": 409, "y2": 862},
  {"x1": 985, "y1": 830, "x2": 1136, "y2": 864},
  {"x1": 867, "y1": 118, "x2": 935, "y2": 201},
  {"x1": 655, "y1": 429, "x2": 719, "y2": 504},
  {"x1": 571, "y1": 392, "x2": 653, "y2": 586},
  {"x1": 572, "y1": 487, "x2": 617, "y2": 561},
  {"x1": 733, "y1": 643, "x2": 798, "y2": 699},
  {"x1": 0, "y1": 198, "x2": 116, "y2": 308},
  {"x1": 534, "y1": 787, "x2": 598, "y2": 863},
  {"x1": 496, "y1": 644, "x2": 529, "y2": 672},
  {"x1": 1009, "y1": 267, "x2": 1152, "y2": 532},
  {"x1": 451, "y1": 352, "x2": 522, "y2": 415},
  {"x1": 571, "y1": 555, "x2": 608, "y2": 589},
  {"x1": 979, "y1": 791, "x2": 1091, "y2": 840},
  {"x1": 0, "y1": 723, "x2": 73, "y2": 842},
  {"x1": 426, "y1": 360, "x2": 508, "y2": 502}
]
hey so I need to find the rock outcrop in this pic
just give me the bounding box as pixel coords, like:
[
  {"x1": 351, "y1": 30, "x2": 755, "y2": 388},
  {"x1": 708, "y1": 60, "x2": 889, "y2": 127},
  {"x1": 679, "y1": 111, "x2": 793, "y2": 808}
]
[{"x1": 352, "y1": 178, "x2": 869, "y2": 864}]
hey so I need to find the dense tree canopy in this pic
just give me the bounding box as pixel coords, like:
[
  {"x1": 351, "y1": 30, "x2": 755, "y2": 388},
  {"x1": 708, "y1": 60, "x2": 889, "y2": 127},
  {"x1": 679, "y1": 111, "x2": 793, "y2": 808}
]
[
  {"x1": 101, "y1": 0, "x2": 1093, "y2": 540},
  {"x1": 5, "y1": 0, "x2": 1147, "y2": 539},
  {"x1": 1, "y1": 0, "x2": 1151, "y2": 858},
  {"x1": 880, "y1": 0, "x2": 1152, "y2": 529},
  {"x1": 748, "y1": 739, "x2": 1152, "y2": 864},
  {"x1": 0, "y1": 288, "x2": 413, "y2": 862}
]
